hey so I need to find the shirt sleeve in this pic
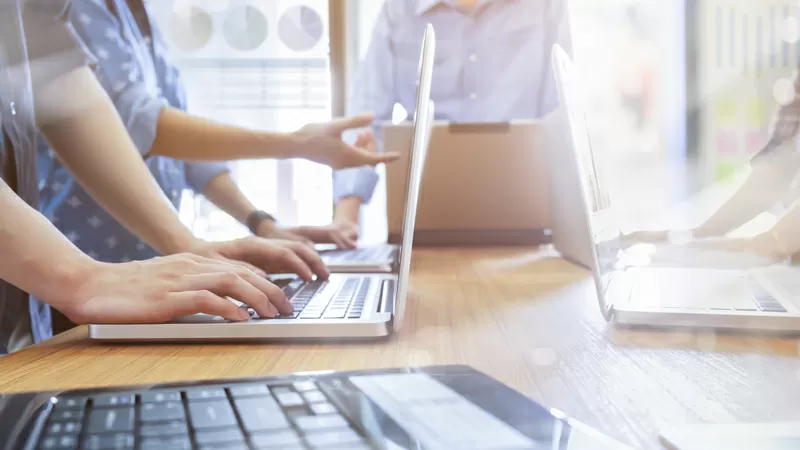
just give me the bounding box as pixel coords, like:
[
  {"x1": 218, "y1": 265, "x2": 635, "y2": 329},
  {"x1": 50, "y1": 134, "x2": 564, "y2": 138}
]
[
  {"x1": 332, "y1": 3, "x2": 398, "y2": 204},
  {"x1": 21, "y1": 0, "x2": 96, "y2": 91},
  {"x1": 537, "y1": 0, "x2": 573, "y2": 117},
  {"x1": 184, "y1": 162, "x2": 230, "y2": 193},
  {"x1": 67, "y1": 0, "x2": 166, "y2": 156}
]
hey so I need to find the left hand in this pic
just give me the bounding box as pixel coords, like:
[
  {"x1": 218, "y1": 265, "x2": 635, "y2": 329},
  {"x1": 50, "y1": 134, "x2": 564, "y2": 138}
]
[{"x1": 189, "y1": 237, "x2": 329, "y2": 281}]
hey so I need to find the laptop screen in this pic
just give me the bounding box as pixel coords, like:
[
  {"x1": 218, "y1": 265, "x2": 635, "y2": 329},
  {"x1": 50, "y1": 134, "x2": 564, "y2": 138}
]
[
  {"x1": 393, "y1": 24, "x2": 435, "y2": 331},
  {"x1": 552, "y1": 45, "x2": 626, "y2": 319}
]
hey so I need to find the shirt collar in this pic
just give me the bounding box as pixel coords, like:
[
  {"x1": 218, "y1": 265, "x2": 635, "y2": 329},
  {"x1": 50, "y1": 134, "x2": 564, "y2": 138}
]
[{"x1": 414, "y1": 0, "x2": 501, "y2": 16}]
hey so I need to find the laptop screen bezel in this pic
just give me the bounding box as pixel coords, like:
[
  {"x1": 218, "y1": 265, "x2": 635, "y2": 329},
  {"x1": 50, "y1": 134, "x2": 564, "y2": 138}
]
[
  {"x1": 392, "y1": 24, "x2": 435, "y2": 331},
  {"x1": 551, "y1": 45, "x2": 615, "y2": 321}
]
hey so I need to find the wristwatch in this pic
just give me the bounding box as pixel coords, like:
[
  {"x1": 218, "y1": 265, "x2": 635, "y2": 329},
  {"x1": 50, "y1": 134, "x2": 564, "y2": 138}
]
[{"x1": 246, "y1": 210, "x2": 277, "y2": 235}]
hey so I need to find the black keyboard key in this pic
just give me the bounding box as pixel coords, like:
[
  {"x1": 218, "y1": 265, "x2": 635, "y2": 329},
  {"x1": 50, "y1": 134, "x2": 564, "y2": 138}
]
[
  {"x1": 140, "y1": 402, "x2": 186, "y2": 423},
  {"x1": 46, "y1": 421, "x2": 81, "y2": 435},
  {"x1": 229, "y1": 384, "x2": 270, "y2": 398},
  {"x1": 92, "y1": 394, "x2": 134, "y2": 408},
  {"x1": 200, "y1": 445, "x2": 250, "y2": 450},
  {"x1": 302, "y1": 391, "x2": 327, "y2": 403},
  {"x1": 195, "y1": 428, "x2": 245, "y2": 446},
  {"x1": 292, "y1": 381, "x2": 317, "y2": 392},
  {"x1": 140, "y1": 421, "x2": 189, "y2": 437},
  {"x1": 188, "y1": 400, "x2": 238, "y2": 429},
  {"x1": 306, "y1": 429, "x2": 363, "y2": 448},
  {"x1": 140, "y1": 390, "x2": 181, "y2": 403},
  {"x1": 140, "y1": 436, "x2": 192, "y2": 450},
  {"x1": 185, "y1": 387, "x2": 227, "y2": 401},
  {"x1": 50, "y1": 409, "x2": 84, "y2": 421},
  {"x1": 82, "y1": 433, "x2": 134, "y2": 450},
  {"x1": 275, "y1": 392, "x2": 305, "y2": 407},
  {"x1": 53, "y1": 397, "x2": 86, "y2": 411},
  {"x1": 234, "y1": 397, "x2": 289, "y2": 432},
  {"x1": 250, "y1": 430, "x2": 303, "y2": 448},
  {"x1": 310, "y1": 403, "x2": 337, "y2": 415},
  {"x1": 87, "y1": 407, "x2": 134, "y2": 434},
  {"x1": 39, "y1": 435, "x2": 78, "y2": 449},
  {"x1": 295, "y1": 414, "x2": 349, "y2": 433}
]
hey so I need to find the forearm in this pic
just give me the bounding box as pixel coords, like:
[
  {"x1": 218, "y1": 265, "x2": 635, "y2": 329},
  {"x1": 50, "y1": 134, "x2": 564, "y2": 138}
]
[
  {"x1": 694, "y1": 164, "x2": 794, "y2": 237},
  {"x1": 35, "y1": 67, "x2": 197, "y2": 254},
  {"x1": 756, "y1": 200, "x2": 800, "y2": 256},
  {"x1": 201, "y1": 171, "x2": 258, "y2": 225},
  {"x1": 0, "y1": 180, "x2": 94, "y2": 314},
  {"x1": 335, "y1": 196, "x2": 362, "y2": 224},
  {"x1": 151, "y1": 108, "x2": 304, "y2": 161}
]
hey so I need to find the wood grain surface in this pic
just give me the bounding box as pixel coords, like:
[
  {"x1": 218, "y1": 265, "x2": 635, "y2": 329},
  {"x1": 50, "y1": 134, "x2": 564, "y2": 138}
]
[{"x1": 1, "y1": 248, "x2": 799, "y2": 449}]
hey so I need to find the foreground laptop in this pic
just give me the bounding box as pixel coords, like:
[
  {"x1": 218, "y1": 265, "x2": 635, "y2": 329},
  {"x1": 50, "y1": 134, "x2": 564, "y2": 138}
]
[
  {"x1": 87, "y1": 25, "x2": 436, "y2": 342},
  {"x1": 0, "y1": 365, "x2": 632, "y2": 450},
  {"x1": 552, "y1": 44, "x2": 800, "y2": 332}
]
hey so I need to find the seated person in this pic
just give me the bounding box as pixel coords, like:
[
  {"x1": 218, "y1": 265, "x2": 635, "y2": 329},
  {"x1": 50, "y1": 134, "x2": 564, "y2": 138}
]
[
  {"x1": 626, "y1": 74, "x2": 800, "y2": 260},
  {"x1": 1, "y1": 0, "x2": 305, "y2": 354},
  {"x1": 332, "y1": 0, "x2": 571, "y2": 234}
]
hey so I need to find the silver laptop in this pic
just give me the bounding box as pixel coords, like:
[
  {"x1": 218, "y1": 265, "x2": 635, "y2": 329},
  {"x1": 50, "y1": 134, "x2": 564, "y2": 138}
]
[
  {"x1": 552, "y1": 44, "x2": 800, "y2": 332},
  {"x1": 87, "y1": 24, "x2": 436, "y2": 341}
]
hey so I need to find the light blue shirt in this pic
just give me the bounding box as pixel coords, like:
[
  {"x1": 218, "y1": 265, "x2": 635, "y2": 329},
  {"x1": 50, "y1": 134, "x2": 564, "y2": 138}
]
[
  {"x1": 333, "y1": 0, "x2": 571, "y2": 204},
  {"x1": 37, "y1": 0, "x2": 229, "y2": 262}
]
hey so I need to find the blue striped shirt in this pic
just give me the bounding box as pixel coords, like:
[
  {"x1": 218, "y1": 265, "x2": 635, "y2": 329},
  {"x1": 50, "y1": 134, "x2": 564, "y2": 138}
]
[{"x1": 333, "y1": 0, "x2": 571, "y2": 203}]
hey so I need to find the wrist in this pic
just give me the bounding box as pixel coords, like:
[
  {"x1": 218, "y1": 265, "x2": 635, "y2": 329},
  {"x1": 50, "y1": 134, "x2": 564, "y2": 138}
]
[
  {"x1": 335, "y1": 196, "x2": 361, "y2": 224},
  {"x1": 47, "y1": 255, "x2": 101, "y2": 317},
  {"x1": 255, "y1": 218, "x2": 278, "y2": 236}
]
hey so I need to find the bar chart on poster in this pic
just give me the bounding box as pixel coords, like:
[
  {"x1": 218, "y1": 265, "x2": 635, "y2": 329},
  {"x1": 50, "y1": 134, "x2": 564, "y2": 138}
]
[
  {"x1": 148, "y1": 0, "x2": 334, "y2": 238},
  {"x1": 697, "y1": 0, "x2": 799, "y2": 182}
]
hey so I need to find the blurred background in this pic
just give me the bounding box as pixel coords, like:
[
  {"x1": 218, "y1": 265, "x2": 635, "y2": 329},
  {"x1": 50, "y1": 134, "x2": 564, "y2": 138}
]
[{"x1": 149, "y1": 0, "x2": 798, "y2": 241}]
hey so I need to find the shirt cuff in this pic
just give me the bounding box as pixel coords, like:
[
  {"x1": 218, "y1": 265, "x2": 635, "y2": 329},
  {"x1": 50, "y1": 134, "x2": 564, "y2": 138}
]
[
  {"x1": 185, "y1": 162, "x2": 230, "y2": 193},
  {"x1": 112, "y1": 84, "x2": 167, "y2": 156},
  {"x1": 333, "y1": 166, "x2": 379, "y2": 204}
]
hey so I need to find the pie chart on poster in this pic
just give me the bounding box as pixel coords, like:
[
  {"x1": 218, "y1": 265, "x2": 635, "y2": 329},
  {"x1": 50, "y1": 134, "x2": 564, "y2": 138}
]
[
  {"x1": 223, "y1": 5, "x2": 269, "y2": 51},
  {"x1": 168, "y1": 6, "x2": 214, "y2": 52},
  {"x1": 278, "y1": 5, "x2": 324, "y2": 52}
]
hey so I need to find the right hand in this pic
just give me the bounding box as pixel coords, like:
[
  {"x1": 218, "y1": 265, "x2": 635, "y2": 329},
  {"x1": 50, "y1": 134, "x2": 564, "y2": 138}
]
[
  {"x1": 295, "y1": 113, "x2": 398, "y2": 170},
  {"x1": 63, "y1": 254, "x2": 292, "y2": 324},
  {"x1": 291, "y1": 222, "x2": 359, "y2": 249}
]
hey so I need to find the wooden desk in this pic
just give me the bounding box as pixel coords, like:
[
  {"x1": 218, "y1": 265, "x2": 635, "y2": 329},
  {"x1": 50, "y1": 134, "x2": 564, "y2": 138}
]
[{"x1": 1, "y1": 248, "x2": 799, "y2": 449}]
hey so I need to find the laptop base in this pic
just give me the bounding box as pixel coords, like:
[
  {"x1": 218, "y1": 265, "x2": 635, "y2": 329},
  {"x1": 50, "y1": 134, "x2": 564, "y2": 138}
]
[{"x1": 388, "y1": 228, "x2": 551, "y2": 247}]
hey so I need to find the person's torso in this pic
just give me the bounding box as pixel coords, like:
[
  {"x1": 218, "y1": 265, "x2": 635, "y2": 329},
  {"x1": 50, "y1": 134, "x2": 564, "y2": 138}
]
[
  {"x1": 41, "y1": 0, "x2": 190, "y2": 262},
  {"x1": 389, "y1": 0, "x2": 554, "y2": 122}
]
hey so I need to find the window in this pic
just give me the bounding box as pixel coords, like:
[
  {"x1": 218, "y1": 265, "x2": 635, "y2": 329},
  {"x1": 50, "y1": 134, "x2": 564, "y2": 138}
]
[{"x1": 150, "y1": 0, "x2": 334, "y2": 241}]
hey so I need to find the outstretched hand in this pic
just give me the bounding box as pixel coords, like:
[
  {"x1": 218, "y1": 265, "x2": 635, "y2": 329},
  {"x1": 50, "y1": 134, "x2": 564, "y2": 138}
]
[{"x1": 296, "y1": 113, "x2": 398, "y2": 170}]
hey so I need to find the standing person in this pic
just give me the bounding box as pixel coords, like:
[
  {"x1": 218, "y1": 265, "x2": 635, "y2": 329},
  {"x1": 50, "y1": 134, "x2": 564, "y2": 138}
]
[
  {"x1": 331, "y1": 0, "x2": 572, "y2": 236},
  {"x1": 0, "y1": 0, "x2": 306, "y2": 354}
]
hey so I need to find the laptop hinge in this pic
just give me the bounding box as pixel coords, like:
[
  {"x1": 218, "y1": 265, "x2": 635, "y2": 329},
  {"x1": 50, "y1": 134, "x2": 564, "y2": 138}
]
[{"x1": 378, "y1": 279, "x2": 397, "y2": 314}]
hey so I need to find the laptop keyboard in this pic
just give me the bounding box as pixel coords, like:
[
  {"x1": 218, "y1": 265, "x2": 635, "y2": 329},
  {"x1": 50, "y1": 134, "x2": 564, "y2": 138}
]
[
  {"x1": 259, "y1": 278, "x2": 372, "y2": 320},
  {"x1": 324, "y1": 247, "x2": 392, "y2": 263},
  {"x1": 37, "y1": 380, "x2": 372, "y2": 449}
]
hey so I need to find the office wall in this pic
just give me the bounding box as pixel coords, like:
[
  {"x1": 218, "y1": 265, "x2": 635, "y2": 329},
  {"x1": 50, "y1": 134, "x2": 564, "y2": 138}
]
[{"x1": 695, "y1": 0, "x2": 798, "y2": 183}]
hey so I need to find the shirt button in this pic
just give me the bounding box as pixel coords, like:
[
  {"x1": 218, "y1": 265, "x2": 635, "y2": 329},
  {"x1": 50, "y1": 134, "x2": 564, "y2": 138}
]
[
  {"x1": 468, "y1": 53, "x2": 477, "y2": 62},
  {"x1": 469, "y1": 93, "x2": 477, "y2": 100},
  {"x1": 9, "y1": 101, "x2": 16, "y2": 115}
]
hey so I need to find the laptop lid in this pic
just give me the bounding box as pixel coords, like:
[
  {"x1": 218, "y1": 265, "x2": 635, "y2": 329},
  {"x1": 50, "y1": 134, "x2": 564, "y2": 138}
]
[
  {"x1": 552, "y1": 44, "x2": 624, "y2": 321},
  {"x1": 393, "y1": 24, "x2": 435, "y2": 331}
]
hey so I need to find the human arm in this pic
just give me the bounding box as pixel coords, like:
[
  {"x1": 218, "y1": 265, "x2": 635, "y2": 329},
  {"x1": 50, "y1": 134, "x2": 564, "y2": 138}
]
[
  {"x1": 332, "y1": 2, "x2": 399, "y2": 225},
  {"x1": 0, "y1": 178, "x2": 289, "y2": 322},
  {"x1": 34, "y1": 66, "x2": 327, "y2": 279},
  {"x1": 200, "y1": 171, "x2": 358, "y2": 248}
]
